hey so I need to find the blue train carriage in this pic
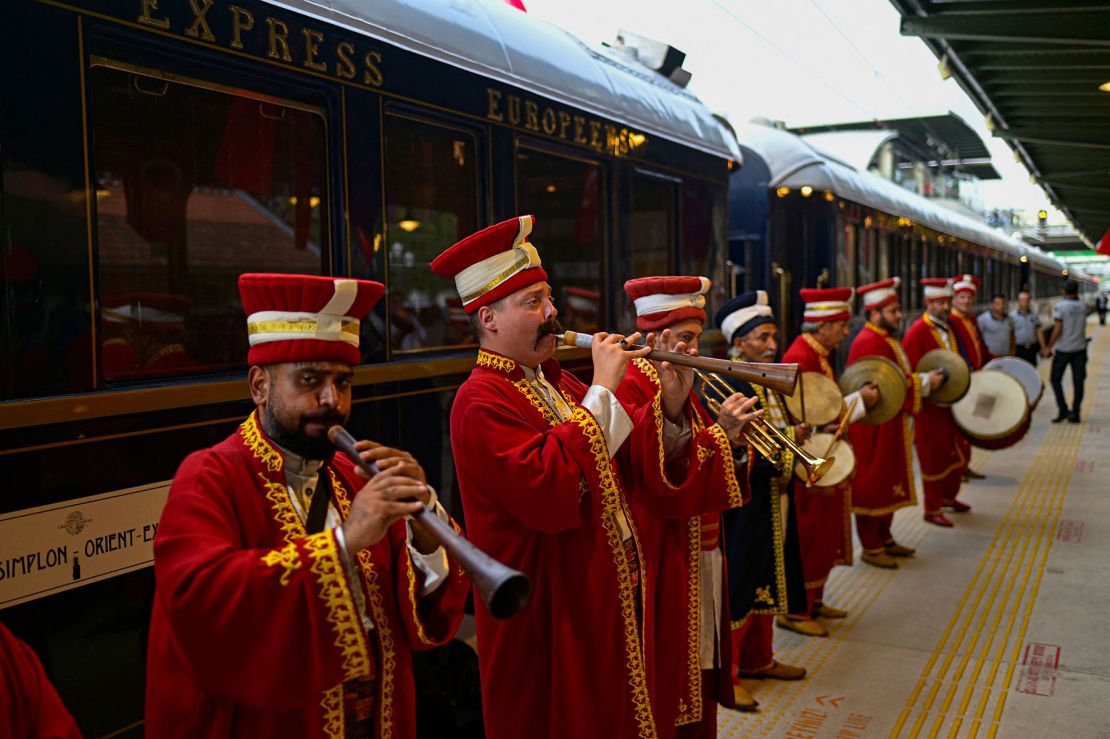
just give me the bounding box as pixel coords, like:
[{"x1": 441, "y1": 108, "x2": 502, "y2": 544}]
[
  {"x1": 726, "y1": 120, "x2": 1075, "y2": 348},
  {"x1": 0, "y1": 0, "x2": 738, "y2": 733}
]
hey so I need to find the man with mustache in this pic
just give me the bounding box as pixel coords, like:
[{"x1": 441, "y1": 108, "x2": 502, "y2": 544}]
[
  {"x1": 847, "y1": 278, "x2": 945, "y2": 567},
  {"x1": 617, "y1": 276, "x2": 762, "y2": 736},
  {"x1": 433, "y1": 217, "x2": 740, "y2": 739},
  {"x1": 715, "y1": 291, "x2": 809, "y2": 712},
  {"x1": 903, "y1": 278, "x2": 965, "y2": 527},
  {"x1": 146, "y1": 273, "x2": 469, "y2": 738},
  {"x1": 778, "y1": 288, "x2": 871, "y2": 636}
]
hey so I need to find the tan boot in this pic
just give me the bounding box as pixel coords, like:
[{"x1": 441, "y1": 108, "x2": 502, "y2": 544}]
[
  {"x1": 814, "y1": 603, "x2": 847, "y2": 619},
  {"x1": 861, "y1": 550, "x2": 900, "y2": 569},
  {"x1": 739, "y1": 660, "x2": 807, "y2": 680},
  {"x1": 884, "y1": 541, "x2": 916, "y2": 557},
  {"x1": 775, "y1": 615, "x2": 828, "y2": 637},
  {"x1": 732, "y1": 683, "x2": 759, "y2": 712}
]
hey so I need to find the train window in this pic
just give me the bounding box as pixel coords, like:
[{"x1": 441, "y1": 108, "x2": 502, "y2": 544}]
[
  {"x1": 517, "y1": 148, "x2": 605, "y2": 333},
  {"x1": 680, "y1": 179, "x2": 728, "y2": 323},
  {"x1": 837, "y1": 223, "x2": 856, "y2": 289},
  {"x1": 618, "y1": 171, "x2": 677, "y2": 329},
  {"x1": 383, "y1": 115, "x2": 480, "y2": 353},
  {"x1": 858, "y1": 226, "x2": 876, "y2": 285},
  {"x1": 89, "y1": 61, "x2": 327, "y2": 382}
]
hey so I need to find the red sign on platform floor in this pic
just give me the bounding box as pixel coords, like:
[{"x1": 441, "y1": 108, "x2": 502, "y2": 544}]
[{"x1": 1017, "y1": 642, "x2": 1060, "y2": 697}]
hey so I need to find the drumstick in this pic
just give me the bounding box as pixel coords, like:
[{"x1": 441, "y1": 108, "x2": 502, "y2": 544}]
[{"x1": 823, "y1": 397, "x2": 859, "y2": 459}]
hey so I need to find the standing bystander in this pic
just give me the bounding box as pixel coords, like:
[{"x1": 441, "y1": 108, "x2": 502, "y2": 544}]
[
  {"x1": 1096, "y1": 292, "x2": 1107, "y2": 327},
  {"x1": 1047, "y1": 280, "x2": 1089, "y2": 423},
  {"x1": 1011, "y1": 290, "x2": 1046, "y2": 366},
  {"x1": 978, "y1": 294, "x2": 1016, "y2": 358}
]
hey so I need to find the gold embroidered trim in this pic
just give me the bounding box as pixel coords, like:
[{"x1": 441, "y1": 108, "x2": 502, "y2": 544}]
[
  {"x1": 675, "y1": 516, "x2": 703, "y2": 726},
  {"x1": 240, "y1": 412, "x2": 283, "y2": 472},
  {"x1": 708, "y1": 424, "x2": 743, "y2": 508},
  {"x1": 633, "y1": 358, "x2": 680, "y2": 490},
  {"x1": 403, "y1": 549, "x2": 438, "y2": 647},
  {"x1": 305, "y1": 532, "x2": 374, "y2": 681},
  {"x1": 330, "y1": 471, "x2": 397, "y2": 739},
  {"x1": 513, "y1": 378, "x2": 561, "y2": 426},
  {"x1": 951, "y1": 311, "x2": 984, "y2": 367},
  {"x1": 261, "y1": 543, "x2": 301, "y2": 586},
  {"x1": 460, "y1": 249, "x2": 534, "y2": 303},
  {"x1": 755, "y1": 585, "x2": 775, "y2": 605},
  {"x1": 248, "y1": 319, "x2": 359, "y2": 337},
  {"x1": 923, "y1": 312, "x2": 956, "y2": 352},
  {"x1": 569, "y1": 406, "x2": 657, "y2": 739},
  {"x1": 320, "y1": 681, "x2": 343, "y2": 738},
  {"x1": 476, "y1": 349, "x2": 516, "y2": 374},
  {"x1": 751, "y1": 477, "x2": 789, "y2": 615}
]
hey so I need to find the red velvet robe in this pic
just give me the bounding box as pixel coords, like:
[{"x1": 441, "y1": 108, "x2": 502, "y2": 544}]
[
  {"x1": 949, "y1": 308, "x2": 994, "y2": 471},
  {"x1": 903, "y1": 315, "x2": 966, "y2": 511},
  {"x1": 780, "y1": 334, "x2": 853, "y2": 594},
  {"x1": 147, "y1": 411, "x2": 469, "y2": 739},
  {"x1": 846, "y1": 322, "x2": 920, "y2": 516},
  {"x1": 617, "y1": 359, "x2": 744, "y2": 735},
  {"x1": 450, "y1": 350, "x2": 743, "y2": 739},
  {"x1": 0, "y1": 623, "x2": 81, "y2": 739}
]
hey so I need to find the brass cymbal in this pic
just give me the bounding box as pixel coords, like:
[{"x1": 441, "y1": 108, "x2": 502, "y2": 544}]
[
  {"x1": 785, "y1": 372, "x2": 844, "y2": 426},
  {"x1": 839, "y1": 356, "x2": 907, "y2": 425},
  {"x1": 915, "y1": 349, "x2": 970, "y2": 406}
]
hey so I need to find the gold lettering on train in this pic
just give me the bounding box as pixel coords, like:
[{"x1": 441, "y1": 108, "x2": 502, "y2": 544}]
[
  {"x1": 363, "y1": 50, "x2": 384, "y2": 88},
  {"x1": 302, "y1": 28, "x2": 326, "y2": 72},
  {"x1": 335, "y1": 41, "x2": 357, "y2": 80},
  {"x1": 265, "y1": 17, "x2": 293, "y2": 62},
  {"x1": 484, "y1": 87, "x2": 647, "y2": 156},
  {"x1": 185, "y1": 0, "x2": 216, "y2": 42},
  {"x1": 137, "y1": 0, "x2": 171, "y2": 29},
  {"x1": 228, "y1": 5, "x2": 254, "y2": 49}
]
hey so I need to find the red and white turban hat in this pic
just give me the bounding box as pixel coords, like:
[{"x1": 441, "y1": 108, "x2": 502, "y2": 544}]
[
  {"x1": 858, "y1": 277, "x2": 901, "y2": 312},
  {"x1": 430, "y1": 215, "x2": 547, "y2": 314},
  {"x1": 238, "y1": 273, "x2": 384, "y2": 366},
  {"x1": 952, "y1": 273, "x2": 980, "y2": 295},
  {"x1": 921, "y1": 277, "x2": 954, "y2": 302},
  {"x1": 623, "y1": 275, "x2": 711, "y2": 331},
  {"x1": 800, "y1": 287, "x2": 854, "y2": 322}
]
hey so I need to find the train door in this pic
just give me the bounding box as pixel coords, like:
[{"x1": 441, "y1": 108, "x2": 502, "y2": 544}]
[{"x1": 615, "y1": 168, "x2": 679, "y2": 330}]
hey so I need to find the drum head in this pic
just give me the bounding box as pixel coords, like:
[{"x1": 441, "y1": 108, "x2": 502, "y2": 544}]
[
  {"x1": 916, "y1": 349, "x2": 970, "y2": 405},
  {"x1": 785, "y1": 372, "x2": 844, "y2": 426},
  {"x1": 975, "y1": 415, "x2": 1031, "y2": 451},
  {"x1": 952, "y1": 370, "x2": 1029, "y2": 442},
  {"x1": 794, "y1": 433, "x2": 855, "y2": 488},
  {"x1": 839, "y1": 356, "x2": 906, "y2": 425},
  {"x1": 983, "y1": 357, "x2": 1043, "y2": 408}
]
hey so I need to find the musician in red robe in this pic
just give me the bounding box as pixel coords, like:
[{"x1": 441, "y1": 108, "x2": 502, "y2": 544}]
[
  {"x1": 146, "y1": 273, "x2": 470, "y2": 739},
  {"x1": 618, "y1": 276, "x2": 762, "y2": 737},
  {"x1": 717, "y1": 291, "x2": 809, "y2": 710},
  {"x1": 437, "y1": 216, "x2": 743, "y2": 739},
  {"x1": 848, "y1": 278, "x2": 946, "y2": 567},
  {"x1": 949, "y1": 273, "x2": 993, "y2": 487},
  {"x1": 779, "y1": 288, "x2": 867, "y2": 636},
  {"x1": 903, "y1": 278, "x2": 965, "y2": 527}
]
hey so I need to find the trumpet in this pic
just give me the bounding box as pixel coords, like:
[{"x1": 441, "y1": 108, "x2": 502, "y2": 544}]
[{"x1": 696, "y1": 369, "x2": 834, "y2": 487}]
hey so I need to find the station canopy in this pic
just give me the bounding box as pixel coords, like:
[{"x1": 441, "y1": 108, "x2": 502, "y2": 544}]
[{"x1": 890, "y1": 0, "x2": 1110, "y2": 248}]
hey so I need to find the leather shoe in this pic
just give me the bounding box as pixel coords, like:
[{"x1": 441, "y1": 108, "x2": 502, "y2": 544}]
[
  {"x1": 963, "y1": 468, "x2": 986, "y2": 480},
  {"x1": 739, "y1": 660, "x2": 807, "y2": 680},
  {"x1": 943, "y1": 499, "x2": 972, "y2": 513},
  {"x1": 885, "y1": 542, "x2": 916, "y2": 556},
  {"x1": 775, "y1": 615, "x2": 828, "y2": 637},
  {"x1": 814, "y1": 603, "x2": 847, "y2": 619},
  {"x1": 1052, "y1": 411, "x2": 1070, "y2": 423},
  {"x1": 732, "y1": 683, "x2": 759, "y2": 712},
  {"x1": 861, "y1": 550, "x2": 899, "y2": 568},
  {"x1": 924, "y1": 513, "x2": 954, "y2": 527},
  {"x1": 1069, "y1": 413, "x2": 1081, "y2": 424}
]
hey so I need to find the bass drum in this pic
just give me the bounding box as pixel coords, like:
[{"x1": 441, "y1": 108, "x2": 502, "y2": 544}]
[
  {"x1": 974, "y1": 415, "x2": 1032, "y2": 451},
  {"x1": 951, "y1": 370, "x2": 1029, "y2": 449},
  {"x1": 983, "y1": 356, "x2": 1044, "y2": 409},
  {"x1": 794, "y1": 433, "x2": 855, "y2": 488}
]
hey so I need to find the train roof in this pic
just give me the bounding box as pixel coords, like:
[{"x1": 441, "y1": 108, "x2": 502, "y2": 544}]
[
  {"x1": 738, "y1": 122, "x2": 1066, "y2": 273},
  {"x1": 267, "y1": 0, "x2": 740, "y2": 161}
]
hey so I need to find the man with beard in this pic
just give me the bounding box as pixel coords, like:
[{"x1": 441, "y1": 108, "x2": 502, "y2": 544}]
[
  {"x1": 715, "y1": 291, "x2": 808, "y2": 708},
  {"x1": 433, "y1": 217, "x2": 746, "y2": 739},
  {"x1": 779, "y1": 288, "x2": 870, "y2": 636},
  {"x1": 618, "y1": 276, "x2": 762, "y2": 736},
  {"x1": 146, "y1": 273, "x2": 470, "y2": 739},
  {"x1": 949, "y1": 274, "x2": 992, "y2": 483},
  {"x1": 848, "y1": 278, "x2": 945, "y2": 567},
  {"x1": 903, "y1": 278, "x2": 966, "y2": 527}
]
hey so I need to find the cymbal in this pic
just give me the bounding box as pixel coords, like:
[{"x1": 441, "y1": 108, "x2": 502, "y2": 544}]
[
  {"x1": 839, "y1": 356, "x2": 906, "y2": 425},
  {"x1": 785, "y1": 372, "x2": 844, "y2": 426},
  {"x1": 915, "y1": 349, "x2": 970, "y2": 406}
]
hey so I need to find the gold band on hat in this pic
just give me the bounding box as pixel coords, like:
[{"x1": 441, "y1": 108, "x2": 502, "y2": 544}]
[
  {"x1": 460, "y1": 247, "x2": 537, "y2": 305},
  {"x1": 248, "y1": 320, "x2": 360, "y2": 337}
]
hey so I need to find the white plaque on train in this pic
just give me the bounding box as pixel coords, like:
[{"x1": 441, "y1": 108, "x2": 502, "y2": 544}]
[{"x1": 0, "y1": 482, "x2": 170, "y2": 608}]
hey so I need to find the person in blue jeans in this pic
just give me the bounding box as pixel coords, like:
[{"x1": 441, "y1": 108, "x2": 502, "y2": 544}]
[{"x1": 1047, "y1": 280, "x2": 1089, "y2": 423}]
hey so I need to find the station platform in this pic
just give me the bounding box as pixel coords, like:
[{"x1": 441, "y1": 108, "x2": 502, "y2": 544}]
[{"x1": 721, "y1": 317, "x2": 1109, "y2": 739}]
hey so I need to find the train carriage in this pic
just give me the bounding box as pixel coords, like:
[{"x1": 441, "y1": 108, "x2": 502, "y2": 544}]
[{"x1": 0, "y1": 1, "x2": 738, "y2": 734}]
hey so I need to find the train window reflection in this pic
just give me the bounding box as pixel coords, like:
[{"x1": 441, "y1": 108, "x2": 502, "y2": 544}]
[
  {"x1": 517, "y1": 149, "x2": 605, "y2": 334},
  {"x1": 89, "y1": 62, "x2": 327, "y2": 382},
  {"x1": 619, "y1": 171, "x2": 676, "y2": 330},
  {"x1": 383, "y1": 115, "x2": 479, "y2": 353},
  {"x1": 680, "y1": 179, "x2": 728, "y2": 333}
]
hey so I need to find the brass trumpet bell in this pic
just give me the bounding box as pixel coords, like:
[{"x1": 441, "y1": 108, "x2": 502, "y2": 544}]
[{"x1": 696, "y1": 370, "x2": 834, "y2": 486}]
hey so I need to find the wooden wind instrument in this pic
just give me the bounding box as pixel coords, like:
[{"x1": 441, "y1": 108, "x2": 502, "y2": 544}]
[{"x1": 557, "y1": 330, "x2": 800, "y2": 396}]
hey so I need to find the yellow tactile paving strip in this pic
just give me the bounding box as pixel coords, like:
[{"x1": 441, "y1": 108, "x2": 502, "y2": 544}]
[{"x1": 718, "y1": 323, "x2": 1105, "y2": 739}]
